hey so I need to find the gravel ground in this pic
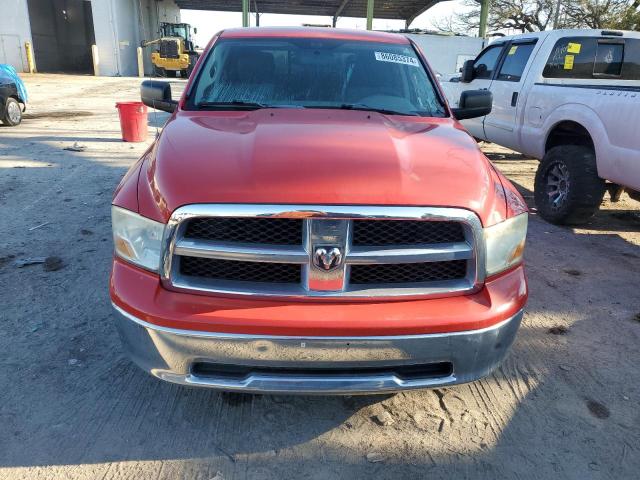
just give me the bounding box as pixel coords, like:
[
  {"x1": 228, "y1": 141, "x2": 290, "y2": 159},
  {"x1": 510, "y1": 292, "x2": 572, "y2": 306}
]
[{"x1": 1, "y1": 74, "x2": 639, "y2": 480}]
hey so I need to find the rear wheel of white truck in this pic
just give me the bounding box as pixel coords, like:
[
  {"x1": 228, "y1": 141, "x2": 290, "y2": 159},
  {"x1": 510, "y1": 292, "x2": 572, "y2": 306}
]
[{"x1": 534, "y1": 145, "x2": 606, "y2": 225}]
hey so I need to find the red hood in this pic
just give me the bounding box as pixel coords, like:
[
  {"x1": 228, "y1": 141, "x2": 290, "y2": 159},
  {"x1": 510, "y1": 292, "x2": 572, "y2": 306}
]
[{"x1": 137, "y1": 109, "x2": 508, "y2": 226}]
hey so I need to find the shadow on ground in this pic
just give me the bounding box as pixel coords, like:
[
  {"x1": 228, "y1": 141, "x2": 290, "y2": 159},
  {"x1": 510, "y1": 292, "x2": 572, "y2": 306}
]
[{"x1": 1, "y1": 133, "x2": 639, "y2": 479}]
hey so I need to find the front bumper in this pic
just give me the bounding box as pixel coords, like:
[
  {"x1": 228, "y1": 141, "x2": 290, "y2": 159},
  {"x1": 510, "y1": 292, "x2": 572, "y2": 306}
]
[
  {"x1": 150, "y1": 52, "x2": 190, "y2": 70},
  {"x1": 113, "y1": 303, "x2": 523, "y2": 395}
]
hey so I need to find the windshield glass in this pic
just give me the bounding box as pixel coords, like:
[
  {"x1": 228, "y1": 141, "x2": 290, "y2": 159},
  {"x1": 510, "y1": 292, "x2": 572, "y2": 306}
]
[
  {"x1": 164, "y1": 24, "x2": 188, "y2": 38},
  {"x1": 189, "y1": 38, "x2": 446, "y2": 117}
]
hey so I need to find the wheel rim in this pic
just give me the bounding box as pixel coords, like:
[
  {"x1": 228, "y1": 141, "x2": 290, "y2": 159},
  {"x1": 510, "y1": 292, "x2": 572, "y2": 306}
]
[
  {"x1": 7, "y1": 102, "x2": 21, "y2": 124},
  {"x1": 545, "y1": 161, "x2": 570, "y2": 210}
]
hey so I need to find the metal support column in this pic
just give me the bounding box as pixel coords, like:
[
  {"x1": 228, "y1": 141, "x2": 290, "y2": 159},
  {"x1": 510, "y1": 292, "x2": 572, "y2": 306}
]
[
  {"x1": 254, "y1": 0, "x2": 260, "y2": 26},
  {"x1": 366, "y1": 0, "x2": 374, "y2": 30},
  {"x1": 242, "y1": 0, "x2": 249, "y2": 27},
  {"x1": 479, "y1": 0, "x2": 491, "y2": 38},
  {"x1": 333, "y1": 0, "x2": 350, "y2": 27}
]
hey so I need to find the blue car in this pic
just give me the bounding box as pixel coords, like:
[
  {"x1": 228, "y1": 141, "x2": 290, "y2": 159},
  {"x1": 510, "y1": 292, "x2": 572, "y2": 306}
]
[{"x1": 0, "y1": 64, "x2": 27, "y2": 126}]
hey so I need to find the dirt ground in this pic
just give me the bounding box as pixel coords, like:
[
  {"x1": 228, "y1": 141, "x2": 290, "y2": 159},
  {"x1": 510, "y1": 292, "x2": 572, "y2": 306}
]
[{"x1": 1, "y1": 74, "x2": 639, "y2": 480}]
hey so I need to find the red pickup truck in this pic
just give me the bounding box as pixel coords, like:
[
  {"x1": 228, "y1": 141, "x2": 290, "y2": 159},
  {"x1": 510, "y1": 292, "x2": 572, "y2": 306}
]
[{"x1": 110, "y1": 28, "x2": 528, "y2": 394}]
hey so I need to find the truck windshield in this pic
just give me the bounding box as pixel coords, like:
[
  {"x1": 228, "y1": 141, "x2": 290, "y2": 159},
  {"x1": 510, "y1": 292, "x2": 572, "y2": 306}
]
[{"x1": 189, "y1": 38, "x2": 446, "y2": 117}]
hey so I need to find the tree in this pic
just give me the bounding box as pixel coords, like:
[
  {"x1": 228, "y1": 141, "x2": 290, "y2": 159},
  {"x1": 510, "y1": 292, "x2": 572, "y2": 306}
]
[
  {"x1": 561, "y1": 0, "x2": 640, "y2": 29},
  {"x1": 435, "y1": 0, "x2": 639, "y2": 35},
  {"x1": 434, "y1": 0, "x2": 557, "y2": 34}
]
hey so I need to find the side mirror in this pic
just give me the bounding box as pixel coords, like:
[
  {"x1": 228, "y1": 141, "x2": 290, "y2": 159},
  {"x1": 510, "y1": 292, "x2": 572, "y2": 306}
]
[
  {"x1": 141, "y1": 80, "x2": 177, "y2": 113},
  {"x1": 451, "y1": 90, "x2": 492, "y2": 120},
  {"x1": 460, "y1": 59, "x2": 475, "y2": 83},
  {"x1": 193, "y1": 27, "x2": 198, "y2": 34}
]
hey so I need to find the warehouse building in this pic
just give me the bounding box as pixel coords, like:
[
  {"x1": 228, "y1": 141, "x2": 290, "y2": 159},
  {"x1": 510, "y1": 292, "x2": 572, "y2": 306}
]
[
  {"x1": 0, "y1": 0, "x2": 180, "y2": 76},
  {"x1": 1, "y1": 0, "x2": 482, "y2": 77}
]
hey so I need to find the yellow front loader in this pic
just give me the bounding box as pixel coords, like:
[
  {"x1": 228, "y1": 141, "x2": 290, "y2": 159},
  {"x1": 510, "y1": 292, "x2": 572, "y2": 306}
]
[{"x1": 141, "y1": 23, "x2": 199, "y2": 78}]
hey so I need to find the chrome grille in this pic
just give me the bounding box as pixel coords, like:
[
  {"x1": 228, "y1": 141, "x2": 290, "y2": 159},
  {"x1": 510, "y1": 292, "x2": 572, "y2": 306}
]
[
  {"x1": 161, "y1": 205, "x2": 485, "y2": 300},
  {"x1": 353, "y1": 220, "x2": 465, "y2": 246}
]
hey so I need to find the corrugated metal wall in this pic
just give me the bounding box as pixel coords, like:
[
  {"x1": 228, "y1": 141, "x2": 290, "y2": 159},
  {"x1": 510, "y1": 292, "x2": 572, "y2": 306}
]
[
  {"x1": 0, "y1": 0, "x2": 33, "y2": 72},
  {"x1": 0, "y1": 0, "x2": 181, "y2": 76},
  {"x1": 26, "y1": 0, "x2": 96, "y2": 73}
]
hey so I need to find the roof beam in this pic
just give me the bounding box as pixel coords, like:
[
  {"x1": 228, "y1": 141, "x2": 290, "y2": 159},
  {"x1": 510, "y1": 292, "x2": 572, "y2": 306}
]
[
  {"x1": 254, "y1": 0, "x2": 260, "y2": 26},
  {"x1": 332, "y1": 0, "x2": 350, "y2": 27},
  {"x1": 175, "y1": 0, "x2": 453, "y2": 22},
  {"x1": 404, "y1": 0, "x2": 439, "y2": 28}
]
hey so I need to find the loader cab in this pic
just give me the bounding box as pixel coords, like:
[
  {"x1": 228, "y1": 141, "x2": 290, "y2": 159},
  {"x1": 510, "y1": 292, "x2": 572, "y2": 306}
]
[{"x1": 160, "y1": 23, "x2": 196, "y2": 51}]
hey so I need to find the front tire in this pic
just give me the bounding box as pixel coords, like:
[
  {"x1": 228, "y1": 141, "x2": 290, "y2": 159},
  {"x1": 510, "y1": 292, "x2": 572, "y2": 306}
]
[
  {"x1": 1, "y1": 97, "x2": 22, "y2": 126},
  {"x1": 534, "y1": 145, "x2": 606, "y2": 225},
  {"x1": 153, "y1": 65, "x2": 166, "y2": 77}
]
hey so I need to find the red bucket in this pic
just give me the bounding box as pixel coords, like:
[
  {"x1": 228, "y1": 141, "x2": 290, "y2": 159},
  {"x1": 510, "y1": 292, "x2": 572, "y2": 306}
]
[{"x1": 116, "y1": 102, "x2": 148, "y2": 142}]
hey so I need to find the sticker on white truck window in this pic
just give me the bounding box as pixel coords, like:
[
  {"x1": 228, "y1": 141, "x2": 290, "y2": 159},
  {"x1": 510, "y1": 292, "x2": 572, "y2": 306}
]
[
  {"x1": 564, "y1": 55, "x2": 575, "y2": 70},
  {"x1": 374, "y1": 52, "x2": 419, "y2": 67},
  {"x1": 508, "y1": 45, "x2": 518, "y2": 55},
  {"x1": 567, "y1": 42, "x2": 582, "y2": 54}
]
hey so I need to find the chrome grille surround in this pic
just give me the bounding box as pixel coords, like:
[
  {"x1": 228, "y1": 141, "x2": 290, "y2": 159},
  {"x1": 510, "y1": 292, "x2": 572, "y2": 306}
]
[{"x1": 160, "y1": 205, "x2": 486, "y2": 300}]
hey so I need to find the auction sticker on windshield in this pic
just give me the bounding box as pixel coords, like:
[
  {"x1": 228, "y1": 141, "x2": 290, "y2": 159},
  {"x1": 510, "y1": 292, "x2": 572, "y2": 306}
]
[{"x1": 374, "y1": 52, "x2": 419, "y2": 67}]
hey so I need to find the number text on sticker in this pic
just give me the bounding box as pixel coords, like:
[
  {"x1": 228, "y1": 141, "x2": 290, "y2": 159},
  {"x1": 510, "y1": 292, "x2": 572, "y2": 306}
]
[{"x1": 374, "y1": 52, "x2": 419, "y2": 67}]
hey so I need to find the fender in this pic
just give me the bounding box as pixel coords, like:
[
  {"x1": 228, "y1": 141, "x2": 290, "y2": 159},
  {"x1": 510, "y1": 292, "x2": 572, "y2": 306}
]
[{"x1": 527, "y1": 103, "x2": 610, "y2": 177}]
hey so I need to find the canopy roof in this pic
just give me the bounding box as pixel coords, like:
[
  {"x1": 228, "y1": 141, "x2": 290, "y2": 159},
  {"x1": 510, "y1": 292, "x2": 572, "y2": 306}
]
[{"x1": 175, "y1": 0, "x2": 447, "y2": 25}]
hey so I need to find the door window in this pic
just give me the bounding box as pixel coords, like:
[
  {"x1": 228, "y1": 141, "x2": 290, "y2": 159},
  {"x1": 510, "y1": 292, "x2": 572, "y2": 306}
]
[
  {"x1": 473, "y1": 45, "x2": 504, "y2": 79},
  {"x1": 543, "y1": 37, "x2": 637, "y2": 79},
  {"x1": 496, "y1": 43, "x2": 536, "y2": 82},
  {"x1": 623, "y1": 39, "x2": 640, "y2": 80},
  {"x1": 594, "y1": 42, "x2": 624, "y2": 77},
  {"x1": 543, "y1": 37, "x2": 598, "y2": 79}
]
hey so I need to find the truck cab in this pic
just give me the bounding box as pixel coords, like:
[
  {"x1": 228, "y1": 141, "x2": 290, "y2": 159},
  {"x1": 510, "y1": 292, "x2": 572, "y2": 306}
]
[
  {"x1": 442, "y1": 29, "x2": 640, "y2": 224},
  {"x1": 442, "y1": 31, "x2": 545, "y2": 152}
]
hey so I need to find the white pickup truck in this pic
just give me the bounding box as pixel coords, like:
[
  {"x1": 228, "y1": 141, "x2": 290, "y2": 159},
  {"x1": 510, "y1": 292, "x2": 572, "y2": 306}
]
[{"x1": 442, "y1": 29, "x2": 640, "y2": 224}]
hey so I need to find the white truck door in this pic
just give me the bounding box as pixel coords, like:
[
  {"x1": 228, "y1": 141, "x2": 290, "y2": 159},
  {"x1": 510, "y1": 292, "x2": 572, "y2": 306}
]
[
  {"x1": 450, "y1": 43, "x2": 506, "y2": 139},
  {"x1": 483, "y1": 40, "x2": 537, "y2": 150}
]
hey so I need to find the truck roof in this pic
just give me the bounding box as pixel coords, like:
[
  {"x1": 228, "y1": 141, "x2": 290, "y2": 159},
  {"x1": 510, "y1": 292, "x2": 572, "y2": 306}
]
[
  {"x1": 494, "y1": 28, "x2": 640, "y2": 44},
  {"x1": 219, "y1": 27, "x2": 410, "y2": 44}
]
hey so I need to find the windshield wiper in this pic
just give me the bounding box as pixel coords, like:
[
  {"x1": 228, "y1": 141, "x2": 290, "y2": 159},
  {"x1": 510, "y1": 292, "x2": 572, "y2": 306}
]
[
  {"x1": 196, "y1": 100, "x2": 270, "y2": 110},
  {"x1": 305, "y1": 103, "x2": 419, "y2": 116},
  {"x1": 196, "y1": 101, "x2": 305, "y2": 111}
]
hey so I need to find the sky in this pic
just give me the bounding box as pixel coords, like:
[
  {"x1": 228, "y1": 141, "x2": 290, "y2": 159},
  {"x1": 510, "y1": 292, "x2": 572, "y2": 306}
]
[{"x1": 181, "y1": 1, "x2": 470, "y2": 48}]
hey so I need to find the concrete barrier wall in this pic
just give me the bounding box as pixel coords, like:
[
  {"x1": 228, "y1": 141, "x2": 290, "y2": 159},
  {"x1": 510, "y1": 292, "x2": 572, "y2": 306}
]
[{"x1": 406, "y1": 34, "x2": 484, "y2": 76}]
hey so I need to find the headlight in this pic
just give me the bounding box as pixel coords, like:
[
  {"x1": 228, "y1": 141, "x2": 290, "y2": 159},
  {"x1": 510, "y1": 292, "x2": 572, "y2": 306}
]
[
  {"x1": 112, "y1": 206, "x2": 165, "y2": 272},
  {"x1": 484, "y1": 213, "x2": 528, "y2": 277}
]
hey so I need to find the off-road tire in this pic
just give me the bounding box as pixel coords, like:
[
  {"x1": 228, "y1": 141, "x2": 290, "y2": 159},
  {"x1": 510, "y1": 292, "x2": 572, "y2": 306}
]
[
  {"x1": 1, "y1": 97, "x2": 22, "y2": 126},
  {"x1": 534, "y1": 145, "x2": 606, "y2": 225}
]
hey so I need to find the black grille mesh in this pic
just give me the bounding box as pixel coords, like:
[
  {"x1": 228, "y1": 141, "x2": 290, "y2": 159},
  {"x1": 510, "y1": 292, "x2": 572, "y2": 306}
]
[
  {"x1": 349, "y1": 260, "x2": 467, "y2": 285},
  {"x1": 159, "y1": 39, "x2": 180, "y2": 59},
  {"x1": 353, "y1": 220, "x2": 464, "y2": 246},
  {"x1": 184, "y1": 218, "x2": 303, "y2": 245},
  {"x1": 180, "y1": 257, "x2": 301, "y2": 283}
]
